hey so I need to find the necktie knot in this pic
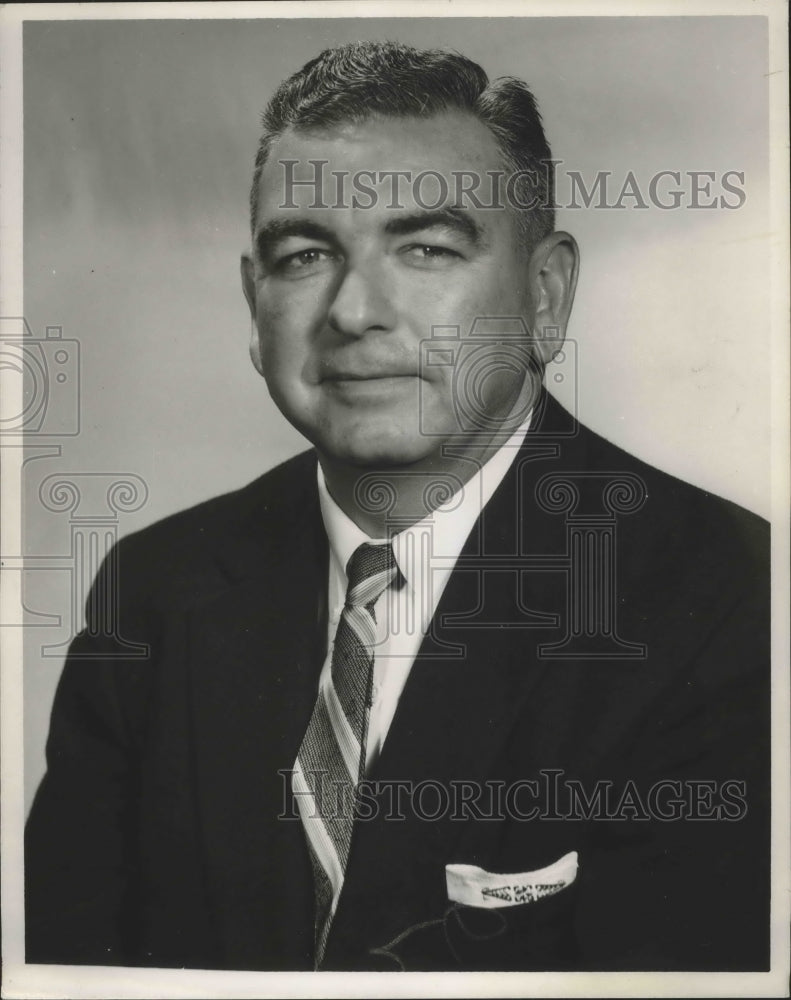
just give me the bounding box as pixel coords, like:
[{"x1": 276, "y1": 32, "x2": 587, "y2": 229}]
[{"x1": 344, "y1": 541, "x2": 398, "y2": 609}]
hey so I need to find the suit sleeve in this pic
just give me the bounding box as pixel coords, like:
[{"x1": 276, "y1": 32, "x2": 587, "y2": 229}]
[{"x1": 25, "y1": 544, "x2": 152, "y2": 966}]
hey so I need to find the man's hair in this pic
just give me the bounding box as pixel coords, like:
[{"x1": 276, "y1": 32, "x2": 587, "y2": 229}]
[{"x1": 249, "y1": 40, "x2": 555, "y2": 248}]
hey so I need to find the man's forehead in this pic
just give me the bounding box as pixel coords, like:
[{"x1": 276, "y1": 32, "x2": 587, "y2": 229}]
[
  {"x1": 267, "y1": 109, "x2": 502, "y2": 168},
  {"x1": 253, "y1": 110, "x2": 511, "y2": 232}
]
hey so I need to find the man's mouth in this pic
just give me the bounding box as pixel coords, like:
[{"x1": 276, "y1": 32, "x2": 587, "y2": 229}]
[
  {"x1": 320, "y1": 370, "x2": 422, "y2": 400},
  {"x1": 321, "y1": 370, "x2": 419, "y2": 382}
]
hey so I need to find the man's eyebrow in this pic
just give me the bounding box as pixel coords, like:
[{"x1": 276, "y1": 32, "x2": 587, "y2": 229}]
[
  {"x1": 384, "y1": 208, "x2": 488, "y2": 248},
  {"x1": 255, "y1": 219, "x2": 336, "y2": 262}
]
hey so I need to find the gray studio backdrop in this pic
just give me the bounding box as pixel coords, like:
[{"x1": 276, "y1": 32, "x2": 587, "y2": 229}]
[{"x1": 22, "y1": 16, "x2": 769, "y2": 813}]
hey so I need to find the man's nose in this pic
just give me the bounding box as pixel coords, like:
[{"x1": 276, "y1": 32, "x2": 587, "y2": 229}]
[{"x1": 327, "y1": 261, "x2": 396, "y2": 338}]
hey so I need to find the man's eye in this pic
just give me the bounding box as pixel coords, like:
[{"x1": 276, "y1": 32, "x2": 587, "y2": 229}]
[
  {"x1": 276, "y1": 248, "x2": 336, "y2": 273},
  {"x1": 401, "y1": 244, "x2": 463, "y2": 268}
]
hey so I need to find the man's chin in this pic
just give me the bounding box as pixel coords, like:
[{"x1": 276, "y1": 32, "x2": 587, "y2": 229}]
[
  {"x1": 314, "y1": 426, "x2": 448, "y2": 471},
  {"x1": 324, "y1": 441, "x2": 437, "y2": 470}
]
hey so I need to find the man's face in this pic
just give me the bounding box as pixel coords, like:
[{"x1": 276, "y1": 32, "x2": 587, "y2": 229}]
[{"x1": 243, "y1": 111, "x2": 545, "y2": 470}]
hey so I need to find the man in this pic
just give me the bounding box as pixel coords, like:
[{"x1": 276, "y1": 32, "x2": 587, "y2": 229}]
[{"x1": 25, "y1": 41, "x2": 769, "y2": 972}]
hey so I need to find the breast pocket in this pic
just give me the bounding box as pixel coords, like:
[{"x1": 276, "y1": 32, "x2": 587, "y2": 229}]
[{"x1": 442, "y1": 851, "x2": 581, "y2": 970}]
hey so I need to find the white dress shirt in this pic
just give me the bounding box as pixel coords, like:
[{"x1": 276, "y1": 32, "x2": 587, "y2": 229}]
[{"x1": 317, "y1": 416, "x2": 531, "y2": 773}]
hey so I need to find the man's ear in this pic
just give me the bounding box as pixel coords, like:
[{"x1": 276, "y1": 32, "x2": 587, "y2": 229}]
[
  {"x1": 241, "y1": 252, "x2": 257, "y2": 316},
  {"x1": 240, "y1": 252, "x2": 265, "y2": 376},
  {"x1": 526, "y1": 231, "x2": 579, "y2": 366}
]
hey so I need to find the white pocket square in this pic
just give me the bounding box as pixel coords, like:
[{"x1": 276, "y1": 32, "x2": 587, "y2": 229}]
[{"x1": 445, "y1": 851, "x2": 578, "y2": 909}]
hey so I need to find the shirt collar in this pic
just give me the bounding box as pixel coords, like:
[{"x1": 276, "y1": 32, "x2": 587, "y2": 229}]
[
  {"x1": 317, "y1": 471, "x2": 387, "y2": 588},
  {"x1": 317, "y1": 412, "x2": 532, "y2": 596}
]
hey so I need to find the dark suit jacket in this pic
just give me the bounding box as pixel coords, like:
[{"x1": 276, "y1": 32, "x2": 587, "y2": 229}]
[{"x1": 25, "y1": 392, "x2": 770, "y2": 971}]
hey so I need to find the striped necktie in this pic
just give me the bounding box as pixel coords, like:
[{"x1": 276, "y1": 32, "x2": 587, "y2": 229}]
[{"x1": 292, "y1": 541, "x2": 398, "y2": 967}]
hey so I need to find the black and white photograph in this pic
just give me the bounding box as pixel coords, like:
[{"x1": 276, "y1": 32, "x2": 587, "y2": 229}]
[{"x1": 1, "y1": 2, "x2": 788, "y2": 997}]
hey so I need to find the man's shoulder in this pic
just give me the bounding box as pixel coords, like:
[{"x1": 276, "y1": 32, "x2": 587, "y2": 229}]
[
  {"x1": 559, "y1": 403, "x2": 769, "y2": 590},
  {"x1": 533, "y1": 393, "x2": 768, "y2": 579},
  {"x1": 126, "y1": 447, "x2": 317, "y2": 547},
  {"x1": 582, "y1": 416, "x2": 764, "y2": 529},
  {"x1": 103, "y1": 448, "x2": 318, "y2": 609}
]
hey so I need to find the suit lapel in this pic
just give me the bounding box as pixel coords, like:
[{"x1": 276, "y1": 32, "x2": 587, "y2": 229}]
[{"x1": 186, "y1": 457, "x2": 327, "y2": 968}]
